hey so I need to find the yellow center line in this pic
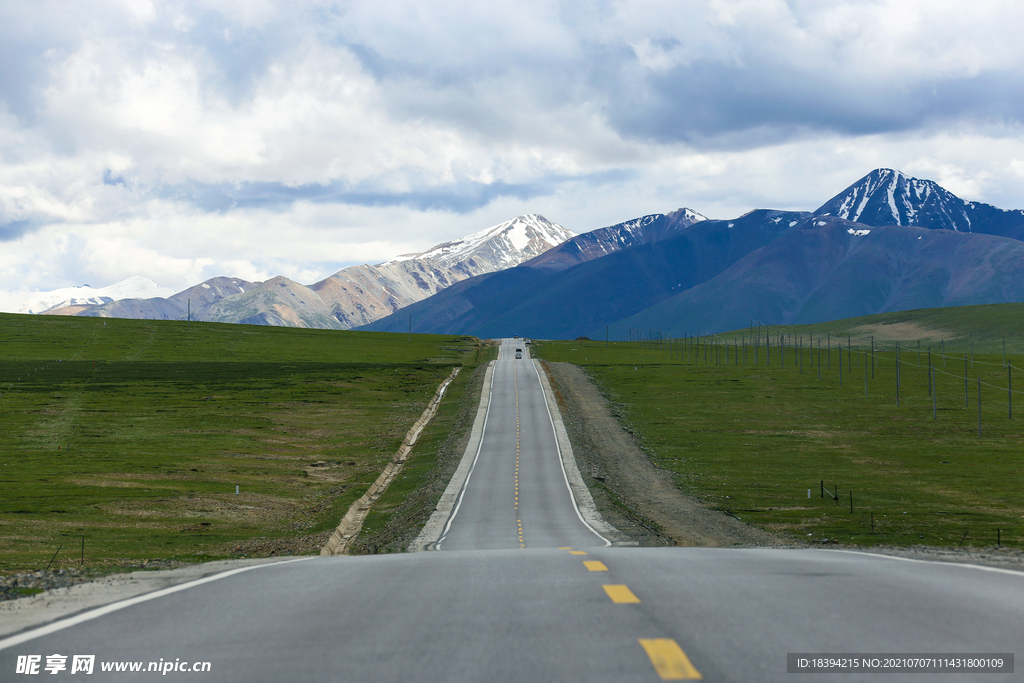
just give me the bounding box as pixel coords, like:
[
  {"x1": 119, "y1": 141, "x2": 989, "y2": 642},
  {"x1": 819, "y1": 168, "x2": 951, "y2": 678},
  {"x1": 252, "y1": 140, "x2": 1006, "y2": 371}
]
[
  {"x1": 638, "y1": 639, "x2": 702, "y2": 680},
  {"x1": 569, "y1": 550, "x2": 588, "y2": 555},
  {"x1": 602, "y1": 584, "x2": 640, "y2": 604},
  {"x1": 583, "y1": 560, "x2": 608, "y2": 571},
  {"x1": 514, "y1": 357, "x2": 523, "y2": 549}
]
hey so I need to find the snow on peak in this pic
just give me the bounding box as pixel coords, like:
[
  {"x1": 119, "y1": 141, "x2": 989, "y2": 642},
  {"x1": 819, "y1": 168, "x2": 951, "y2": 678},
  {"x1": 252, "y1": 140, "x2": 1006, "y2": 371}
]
[
  {"x1": 820, "y1": 168, "x2": 973, "y2": 230},
  {"x1": 389, "y1": 214, "x2": 575, "y2": 271},
  {"x1": 673, "y1": 208, "x2": 707, "y2": 224},
  {"x1": 5, "y1": 276, "x2": 176, "y2": 314}
]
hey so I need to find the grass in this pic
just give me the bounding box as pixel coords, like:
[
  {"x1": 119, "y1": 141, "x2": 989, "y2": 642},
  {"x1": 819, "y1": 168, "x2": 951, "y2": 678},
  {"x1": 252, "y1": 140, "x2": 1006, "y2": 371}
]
[
  {"x1": 0, "y1": 314, "x2": 486, "y2": 572},
  {"x1": 534, "y1": 304, "x2": 1024, "y2": 549},
  {"x1": 349, "y1": 357, "x2": 495, "y2": 554}
]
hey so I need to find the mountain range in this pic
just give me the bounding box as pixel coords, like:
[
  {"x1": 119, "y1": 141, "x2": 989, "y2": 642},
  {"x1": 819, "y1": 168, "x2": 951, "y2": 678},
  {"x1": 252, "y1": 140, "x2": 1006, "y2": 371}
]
[
  {"x1": 37, "y1": 214, "x2": 574, "y2": 329},
  {"x1": 362, "y1": 169, "x2": 1024, "y2": 339},
  {"x1": 22, "y1": 168, "x2": 1024, "y2": 339}
]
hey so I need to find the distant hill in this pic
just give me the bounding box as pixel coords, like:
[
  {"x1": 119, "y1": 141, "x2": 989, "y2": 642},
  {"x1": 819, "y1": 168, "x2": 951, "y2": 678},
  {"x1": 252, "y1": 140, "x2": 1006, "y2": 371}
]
[{"x1": 63, "y1": 277, "x2": 260, "y2": 320}]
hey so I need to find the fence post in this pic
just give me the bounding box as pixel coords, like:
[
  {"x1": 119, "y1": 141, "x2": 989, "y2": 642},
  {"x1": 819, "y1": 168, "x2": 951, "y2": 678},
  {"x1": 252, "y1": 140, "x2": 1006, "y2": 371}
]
[
  {"x1": 896, "y1": 342, "x2": 900, "y2": 407},
  {"x1": 978, "y1": 377, "x2": 982, "y2": 438},
  {"x1": 864, "y1": 351, "x2": 868, "y2": 396},
  {"x1": 964, "y1": 355, "x2": 969, "y2": 408}
]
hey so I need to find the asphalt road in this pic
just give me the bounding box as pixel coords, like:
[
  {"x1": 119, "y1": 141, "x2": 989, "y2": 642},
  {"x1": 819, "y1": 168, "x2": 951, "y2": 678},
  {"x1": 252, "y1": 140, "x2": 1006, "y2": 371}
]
[
  {"x1": 2, "y1": 339, "x2": 1020, "y2": 682},
  {"x1": 437, "y1": 339, "x2": 608, "y2": 551}
]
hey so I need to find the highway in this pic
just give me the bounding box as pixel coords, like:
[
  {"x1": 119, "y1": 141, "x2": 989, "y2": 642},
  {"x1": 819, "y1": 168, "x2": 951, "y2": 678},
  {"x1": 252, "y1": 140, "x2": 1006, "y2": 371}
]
[
  {"x1": 1, "y1": 339, "x2": 1021, "y2": 681},
  {"x1": 436, "y1": 339, "x2": 608, "y2": 551}
]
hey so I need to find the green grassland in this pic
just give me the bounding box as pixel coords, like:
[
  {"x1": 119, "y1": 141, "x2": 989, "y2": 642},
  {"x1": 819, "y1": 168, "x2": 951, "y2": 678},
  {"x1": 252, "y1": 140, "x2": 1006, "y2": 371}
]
[
  {"x1": 535, "y1": 303, "x2": 1024, "y2": 549},
  {"x1": 0, "y1": 314, "x2": 488, "y2": 572}
]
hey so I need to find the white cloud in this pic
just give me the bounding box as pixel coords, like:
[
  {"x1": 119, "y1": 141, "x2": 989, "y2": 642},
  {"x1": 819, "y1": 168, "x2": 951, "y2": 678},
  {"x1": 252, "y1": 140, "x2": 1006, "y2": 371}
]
[{"x1": 0, "y1": 0, "x2": 1023, "y2": 305}]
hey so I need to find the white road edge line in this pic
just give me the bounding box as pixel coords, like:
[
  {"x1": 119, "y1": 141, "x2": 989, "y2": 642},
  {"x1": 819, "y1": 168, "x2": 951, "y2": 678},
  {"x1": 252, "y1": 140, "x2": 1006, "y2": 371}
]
[
  {"x1": 821, "y1": 549, "x2": 1024, "y2": 577},
  {"x1": 434, "y1": 360, "x2": 496, "y2": 549},
  {"x1": 0, "y1": 557, "x2": 315, "y2": 652},
  {"x1": 531, "y1": 357, "x2": 612, "y2": 546}
]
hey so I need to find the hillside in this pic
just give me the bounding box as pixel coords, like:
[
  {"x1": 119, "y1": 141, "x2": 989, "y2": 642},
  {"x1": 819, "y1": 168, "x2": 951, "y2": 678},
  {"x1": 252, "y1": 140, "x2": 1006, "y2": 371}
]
[{"x1": 610, "y1": 216, "x2": 1024, "y2": 338}]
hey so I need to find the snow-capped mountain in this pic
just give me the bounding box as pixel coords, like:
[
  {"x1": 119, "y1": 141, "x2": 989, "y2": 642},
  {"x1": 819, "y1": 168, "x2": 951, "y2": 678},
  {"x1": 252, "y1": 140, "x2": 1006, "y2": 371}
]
[
  {"x1": 291, "y1": 214, "x2": 574, "y2": 329},
  {"x1": 386, "y1": 214, "x2": 574, "y2": 274},
  {"x1": 70, "y1": 277, "x2": 261, "y2": 320},
  {"x1": 815, "y1": 168, "x2": 1024, "y2": 240},
  {"x1": 362, "y1": 207, "x2": 718, "y2": 335},
  {"x1": 525, "y1": 208, "x2": 706, "y2": 273},
  {"x1": 7, "y1": 276, "x2": 176, "y2": 315},
  {"x1": 46, "y1": 215, "x2": 575, "y2": 330}
]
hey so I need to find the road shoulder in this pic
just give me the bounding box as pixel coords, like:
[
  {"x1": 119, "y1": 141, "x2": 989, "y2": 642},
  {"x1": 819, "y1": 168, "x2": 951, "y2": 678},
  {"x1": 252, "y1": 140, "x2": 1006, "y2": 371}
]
[{"x1": 0, "y1": 558, "x2": 290, "y2": 640}]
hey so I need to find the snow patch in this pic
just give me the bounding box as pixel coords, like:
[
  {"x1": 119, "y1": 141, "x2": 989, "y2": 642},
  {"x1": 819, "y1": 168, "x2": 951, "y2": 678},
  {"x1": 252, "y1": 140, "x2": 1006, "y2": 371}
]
[
  {"x1": 6, "y1": 276, "x2": 175, "y2": 314},
  {"x1": 847, "y1": 228, "x2": 871, "y2": 236},
  {"x1": 506, "y1": 219, "x2": 531, "y2": 252},
  {"x1": 201, "y1": 283, "x2": 211, "y2": 289}
]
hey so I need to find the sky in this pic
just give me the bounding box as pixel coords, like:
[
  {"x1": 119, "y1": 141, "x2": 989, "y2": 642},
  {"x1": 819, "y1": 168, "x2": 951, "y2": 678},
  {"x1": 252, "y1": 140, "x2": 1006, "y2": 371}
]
[{"x1": 3, "y1": 0, "x2": 1024, "y2": 305}]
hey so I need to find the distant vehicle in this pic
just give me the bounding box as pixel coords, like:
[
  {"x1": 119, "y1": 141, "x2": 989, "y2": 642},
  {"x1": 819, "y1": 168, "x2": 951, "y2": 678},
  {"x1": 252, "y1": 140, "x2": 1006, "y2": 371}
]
[
  {"x1": 513, "y1": 334, "x2": 519, "y2": 339},
  {"x1": 515, "y1": 348, "x2": 523, "y2": 359}
]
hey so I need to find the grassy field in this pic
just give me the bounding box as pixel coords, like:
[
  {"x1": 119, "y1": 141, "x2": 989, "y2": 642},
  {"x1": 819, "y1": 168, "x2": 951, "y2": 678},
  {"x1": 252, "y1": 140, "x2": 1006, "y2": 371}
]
[
  {"x1": 535, "y1": 304, "x2": 1024, "y2": 549},
  {"x1": 0, "y1": 314, "x2": 488, "y2": 572}
]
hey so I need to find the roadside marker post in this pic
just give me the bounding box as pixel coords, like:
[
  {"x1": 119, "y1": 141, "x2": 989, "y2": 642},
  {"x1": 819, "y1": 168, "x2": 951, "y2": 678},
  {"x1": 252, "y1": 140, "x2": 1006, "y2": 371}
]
[{"x1": 978, "y1": 377, "x2": 982, "y2": 438}]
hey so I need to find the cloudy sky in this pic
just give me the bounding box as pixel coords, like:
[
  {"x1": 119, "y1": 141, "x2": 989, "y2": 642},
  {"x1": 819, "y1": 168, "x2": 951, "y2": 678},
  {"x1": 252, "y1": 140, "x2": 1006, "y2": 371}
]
[{"x1": 3, "y1": 0, "x2": 1024, "y2": 304}]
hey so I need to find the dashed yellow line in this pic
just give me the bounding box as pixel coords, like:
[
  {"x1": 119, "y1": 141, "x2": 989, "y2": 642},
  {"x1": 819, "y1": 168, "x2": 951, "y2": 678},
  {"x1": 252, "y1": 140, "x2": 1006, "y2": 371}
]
[
  {"x1": 639, "y1": 639, "x2": 702, "y2": 680},
  {"x1": 514, "y1": 360, "x2": 524, "y2": 549},
  {"x1": 569, "y1": 550, "x2": 588, "y2": 555},
  {"x1": 602, "y1": 584, "x2": 640, "y2": 604},
  {"x1": 583, "y1": 560, "x2": 608, "y2": 572}
]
